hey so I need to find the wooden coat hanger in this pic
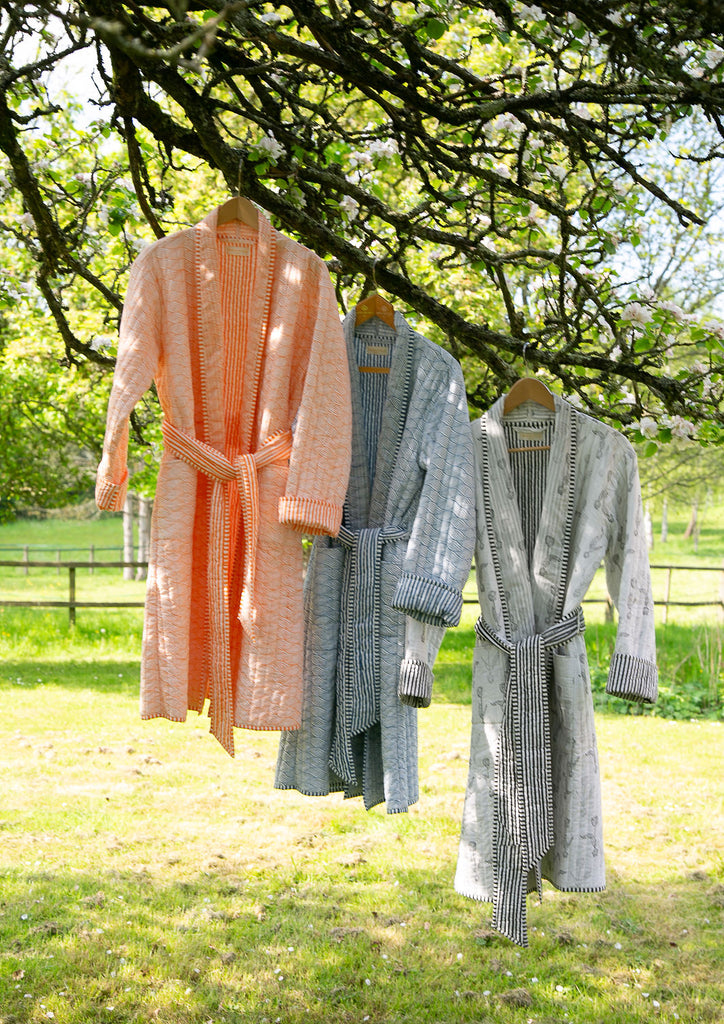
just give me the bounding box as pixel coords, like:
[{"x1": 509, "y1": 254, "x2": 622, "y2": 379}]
[
  {"x1": 216, "y1": 195, "x2": 259, "y2": 229},
  {"x1": 355, "y1": 291, "x2": 396, "y2": 330},
  {"x1": 503, "y1": 376, "x2": 556, "y2": 414},
  {"x1": 504, "y1": 371, "x2": 555, "y2": 453},
  {"x1": 355, "y1": 288, "x2": 396, "y2": 374}
]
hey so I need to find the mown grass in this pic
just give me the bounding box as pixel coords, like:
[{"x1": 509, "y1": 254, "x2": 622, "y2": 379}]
[
  {"x1": 1, "y1": 650, "x2": 723, "y2": 1024},
  {"x1": 0, "y1": 509, "x2": 723, "y2": 1023}
]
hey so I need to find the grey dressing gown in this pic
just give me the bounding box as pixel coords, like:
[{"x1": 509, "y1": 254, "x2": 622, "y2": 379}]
[
  {"x1": 275, "y1": 310, "x2": 475, "y2": 813},
  {"x1": 455, "y1": 396, "x2": 657, "y2": 945}
]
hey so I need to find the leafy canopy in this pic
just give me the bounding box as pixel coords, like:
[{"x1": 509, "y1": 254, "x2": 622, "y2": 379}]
[{"x1": 1, "y1": 0, "x2": 723, "y2": 462}]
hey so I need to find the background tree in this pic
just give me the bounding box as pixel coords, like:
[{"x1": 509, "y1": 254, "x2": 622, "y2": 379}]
[{"x1": 1, "y1": 0, "x2": 724, "y2": 509}]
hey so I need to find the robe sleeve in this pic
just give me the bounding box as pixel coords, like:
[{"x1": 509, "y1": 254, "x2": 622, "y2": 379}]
[
  {"x1": 604, "y1": 440, "x2": 658, "y2": 703},
  {"x1": 278, "y1": 258, "x2": 351, "y2": 536},
  {"x1": 95, "y1": 245, "x2": 162, "y2": 512},
  {"x1": 392, "y1": 356, "x2": 476, "y2": 631}
]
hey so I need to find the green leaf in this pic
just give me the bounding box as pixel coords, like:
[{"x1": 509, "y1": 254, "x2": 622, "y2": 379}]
[
  {"x1": 424, "y1": 17, "x2": 447, "y2": 40},
  {"x1": 642, "y1": 441, "x2": 659, "y2": 457}
]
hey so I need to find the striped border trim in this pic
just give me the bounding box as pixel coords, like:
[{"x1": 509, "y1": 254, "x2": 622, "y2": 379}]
[
  {"x1": 95, "y1": 471, "x2": 129, "y2": 512},
  {"x1": 278, "y1": 495, "x2": 343, "y2": 536},
  {"x1": 606, "y1": 653, "x2": 658, "y2": 703},
  {"x1": 398, "y1": 657, "x2": 433, "y2": 708},
  {"x1": 392, "y1": 571, "x2": 463, "y2": 627}
]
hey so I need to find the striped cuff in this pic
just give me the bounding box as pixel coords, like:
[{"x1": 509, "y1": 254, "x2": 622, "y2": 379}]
[
  {"x1": 95, "y1": 470, "x2": 129, "y2": 512},
  {"x1": 278, "y1": 495, "x2": 343, "y2": 537},
  {"x1": 399, "y1": 658, "x2": 433, "y2": 708},
  {"x1": 392, "y1": 572, "x2": 463, "y2": 628},
  {"x1": 606, "y1": 653, "x2": 658, "y2": 703}
]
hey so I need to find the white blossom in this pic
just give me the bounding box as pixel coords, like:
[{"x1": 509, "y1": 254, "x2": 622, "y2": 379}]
[
  {"x1": 658, "y1": 299, "x2": 685, "y2": 322},
  {"x1": 368, "y1": 138, "x2": 399, "y2": 159},
  {"x1": 339, "y1": 194, "x2": 360, "y2": 220},
  {"x1": 621, "y1": 302, "x2": 652, "y2": 325},
  {"x1": 519, "y1": 4, "x2": 544, "y2": 21},
  {"x1": 673, "y1": 43, "x2": 689, "y2": 59},
  {"x1": 610, "y1": 345, "x2": 622, "y2": 360},
  {"x1": 18, "y1": 212, "x2": 35, "y2": 229},
  {"x1": 637, "y1": 416, "x2": 658, "y2": 438},
  {"x1": 348, "y1": 150, "x2": 374, "y2": 169},
  {"x1": 703, "y1": 47, "x2": 724, "y2": 69},
  {"x1": 259, "y1": 11, "x2": 282, "y2": 24},
  {"x1": 493, "y1": 162, "x2": 511, "y2": 179},
  {"x1": 573, "y1": 105, "x2": 593, "y2": 121},
  {"x1": 255, "y1": 132, "x2": 285, "y2": 161},
  {"x1": 548, "y1": 164, "x2": 567, "y2": 180},
  {"x1": 669, "y1": 415, "x2": 697, "y2": 439},
  {"x1": 90, "y1": 335, "x2": 114, "y2": 352},
  {"x1": 702, "y1": 319, "x2": 724, "y2": 339},
  {"x1": 608, "y1": 10, "x2": 624, "y2": 25}
]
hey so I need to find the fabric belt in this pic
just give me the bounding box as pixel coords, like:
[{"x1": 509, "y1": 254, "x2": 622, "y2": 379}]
[
  {"x1": 475, "y1": 607, "x2": 586, "y2": 945},
  {"x1": 328, "y1": 523, "x2": 409, "y2": 785},
  {"x1": 161, "y1": 419, "x2": 293, "y2": 756}
]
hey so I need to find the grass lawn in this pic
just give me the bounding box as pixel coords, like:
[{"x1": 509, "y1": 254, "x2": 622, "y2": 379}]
[{"x1": 0, "y1": 509, "x2": 723, "y2": 1022}]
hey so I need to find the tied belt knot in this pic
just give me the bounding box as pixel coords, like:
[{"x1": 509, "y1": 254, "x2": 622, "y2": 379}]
[
  {"x1": 161, "y1": 419, "x2": 293, "y2": 757},
  {"x1": 328, "y1": 523, "x2": 409, "y2": 785},
  {"x1": 475, "y1": 607, "x2": 586, "y2": 946}
]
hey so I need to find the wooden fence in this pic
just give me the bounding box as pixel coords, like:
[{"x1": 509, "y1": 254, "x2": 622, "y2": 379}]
[
  {"x1": 1, "y1": 558, "x2": 723, "y2": 626},
  {"x1": 0, "y1": 560, "x2": 147, "y2": 625}
]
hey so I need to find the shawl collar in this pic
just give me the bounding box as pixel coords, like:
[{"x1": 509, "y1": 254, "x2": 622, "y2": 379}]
[
  {"x1": 483, "y1": 394, "x2": 576, "y2": 639},
  {"x1": 342, "y1": 309, "x2": 415, "y2": 529},
  {"x1": 193, "y1": 206, "x2": 275, "y2": 452}
]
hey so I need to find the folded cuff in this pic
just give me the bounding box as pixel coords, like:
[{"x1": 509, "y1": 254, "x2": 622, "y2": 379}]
[
  {"x1": 278, "y1": 495, "x2": 343, "y2": 537},
  {"x1": 96, "y1": 469, "x2": 129, "y2": 512},
  {"x1": 606, "y1": 653, "x2": 658, "y2": 703},
  {"x1": 392, "y1": 572, "x2": 463, "y2": 628},
  {"x1": 399, "y1": 657, "x2": 434, "y2": 708}
]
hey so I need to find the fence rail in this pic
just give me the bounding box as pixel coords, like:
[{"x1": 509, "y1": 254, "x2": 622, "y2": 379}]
[
  {"x1": 0, "y1": 560, "x2": 147, "y2": 625},
  {"x1": 1, "y1": 559, "x2": 723, "y2": 625}
]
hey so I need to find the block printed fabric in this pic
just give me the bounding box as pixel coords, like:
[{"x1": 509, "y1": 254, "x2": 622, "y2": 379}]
[
  {"x1": 455, "y1": 396, "x2": 658, "y2": 945},
  {"x1": 275, "y1": 311, "x2": 476, "y2": 813},
  {"x1": 96, "y1": 207, "x2": 352, "y2": 755}
]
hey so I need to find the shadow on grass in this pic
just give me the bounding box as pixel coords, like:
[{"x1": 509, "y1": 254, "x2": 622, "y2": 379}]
[
  {"x1": 0, "y1": 660, "x2": 139, "y2": 694},
  {"x1": 1, "y1": 860, "x2": 722, "y2": 1024}
]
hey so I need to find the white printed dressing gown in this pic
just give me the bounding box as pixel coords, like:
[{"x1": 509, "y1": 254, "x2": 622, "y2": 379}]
[
  {"x1": 275, "y1": 310, "x2": 476, "y2": 813},
  {"x1": 455, "y1": 396, "x2": 657, "y2": 946}
]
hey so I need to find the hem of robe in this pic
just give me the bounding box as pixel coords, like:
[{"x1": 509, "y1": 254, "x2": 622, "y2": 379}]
[
  {"x1": 455, "y1": 876, "x2": 607, "y2": 904},
  {"x1": 279, "y1": 495, "x2": 343, "y2": 536},
  {"x1": 275, "y1": 782, "x2": 414, "y2": 815},
  {"x1": 606, "y1": 652, "x2": 658, "y2": 702},
  {"x1": 96, "y1": 470, "x2": 129, "y2": 511},
  {"x1": 393, "y1": 571, "x2": 463, "y2": 627},
  {"x1": 140, "y1": 711, "x2": 301, "y2": 731}
]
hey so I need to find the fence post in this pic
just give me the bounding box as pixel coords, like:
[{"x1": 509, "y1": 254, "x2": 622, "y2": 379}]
[
  {"x1": 664, "y1": 567, "x2": 673, "y2": 626},
  {"x1": 68, "y1": 566, "x2": 76, "y2": 627}
]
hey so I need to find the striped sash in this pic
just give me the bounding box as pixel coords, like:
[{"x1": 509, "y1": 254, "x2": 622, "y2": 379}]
[
  {"x1": 475, "y1": 607, "x2": 586, "y2": 945},
  {"x1": 328, "y1": 523, "x2": 409, "y2": 785},
  {"x1": 162, "y1": 419, "x2": 293, "y2": 756}
]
